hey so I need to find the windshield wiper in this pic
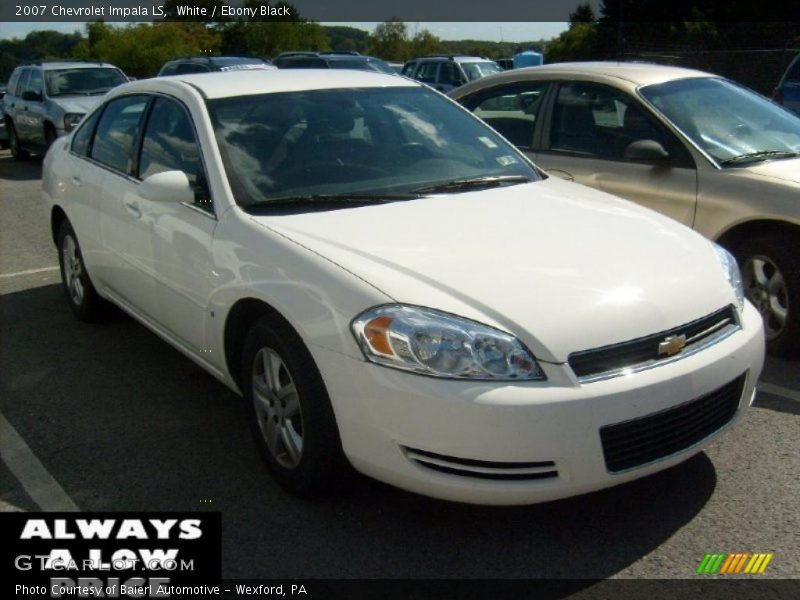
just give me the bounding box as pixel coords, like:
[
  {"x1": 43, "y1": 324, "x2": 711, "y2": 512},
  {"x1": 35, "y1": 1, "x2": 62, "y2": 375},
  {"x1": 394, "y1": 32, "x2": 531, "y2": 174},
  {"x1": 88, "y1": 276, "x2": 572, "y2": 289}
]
[
  {"x1": 248, "y1": 192, "x2": 421, "y2": 208},
  {"x1": 411, "y1": 175, "x2": 531, "y2": 194},
  {"x1": 720, "y1": 150, "x2": 800, "y2": 166}
]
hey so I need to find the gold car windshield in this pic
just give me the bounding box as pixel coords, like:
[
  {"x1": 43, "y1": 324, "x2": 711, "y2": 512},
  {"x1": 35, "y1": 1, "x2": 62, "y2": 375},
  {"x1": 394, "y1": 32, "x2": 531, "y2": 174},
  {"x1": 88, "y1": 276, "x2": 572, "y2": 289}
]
[{"x1": 641, "y1": 77, "x2": 800, "y2": 165}]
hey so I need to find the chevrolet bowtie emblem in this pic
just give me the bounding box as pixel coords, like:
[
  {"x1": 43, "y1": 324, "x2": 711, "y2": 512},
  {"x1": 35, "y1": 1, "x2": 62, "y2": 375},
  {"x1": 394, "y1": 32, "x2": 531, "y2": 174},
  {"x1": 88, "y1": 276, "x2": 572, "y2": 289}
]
[{"x1": 658, "y1": 334, "x2": 687, "y2": 357}]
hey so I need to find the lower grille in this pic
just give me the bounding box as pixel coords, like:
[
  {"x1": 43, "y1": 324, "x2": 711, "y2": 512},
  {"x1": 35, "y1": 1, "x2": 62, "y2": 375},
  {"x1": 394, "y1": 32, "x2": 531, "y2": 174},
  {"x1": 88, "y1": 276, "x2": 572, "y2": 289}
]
[
  {"x1": 600, "y1": 373, "x2": 747, "y2": 473},
  {"x1": 403, "y1": 447, "x2": 559, "y2": 481}
]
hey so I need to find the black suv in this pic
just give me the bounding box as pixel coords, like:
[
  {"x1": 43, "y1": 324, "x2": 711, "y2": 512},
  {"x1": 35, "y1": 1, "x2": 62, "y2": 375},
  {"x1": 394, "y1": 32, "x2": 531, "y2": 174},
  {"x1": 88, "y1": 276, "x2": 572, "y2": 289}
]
[
  {"x1": 158, "y1": 56, "x2": 274, "y2": 76},
  {"x1": 272, "y1": 52, "x2": 395, "y2": 74}
]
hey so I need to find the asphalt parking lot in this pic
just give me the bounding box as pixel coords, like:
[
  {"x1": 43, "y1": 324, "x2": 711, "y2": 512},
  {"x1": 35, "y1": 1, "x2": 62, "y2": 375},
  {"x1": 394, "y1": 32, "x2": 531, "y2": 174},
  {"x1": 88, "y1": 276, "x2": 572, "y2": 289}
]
[{"x1": 0, "y1": 150, "x2": 798, "y2": 581}]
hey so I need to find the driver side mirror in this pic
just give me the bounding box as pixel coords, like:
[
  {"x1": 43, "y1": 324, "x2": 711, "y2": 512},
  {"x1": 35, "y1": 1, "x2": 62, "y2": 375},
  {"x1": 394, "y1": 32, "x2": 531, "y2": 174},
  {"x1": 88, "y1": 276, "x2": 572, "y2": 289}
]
[
  {"x1": 139, "y1": 170, "x2": 195, "y2": 205},
  {"x1": 624, "y1": 139, "x2": 670, "y2": 161}
]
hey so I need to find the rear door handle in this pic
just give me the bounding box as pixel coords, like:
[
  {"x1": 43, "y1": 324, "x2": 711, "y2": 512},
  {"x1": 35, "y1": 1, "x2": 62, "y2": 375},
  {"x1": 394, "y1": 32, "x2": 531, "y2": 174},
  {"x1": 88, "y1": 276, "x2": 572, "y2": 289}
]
[{"x1": 124, "y1": 201, "x2": 141, "y2": 217}]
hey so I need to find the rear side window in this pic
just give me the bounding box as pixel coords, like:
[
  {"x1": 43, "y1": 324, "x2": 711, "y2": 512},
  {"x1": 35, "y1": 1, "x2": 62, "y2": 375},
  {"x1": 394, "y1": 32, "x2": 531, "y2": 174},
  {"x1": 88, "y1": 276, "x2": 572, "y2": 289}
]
[
  {"x1": 13, "y1": 69, "x2": 31, "y2": 97},
  {"x1": 415, "y1": 62, "x2": 439, "y2": 84},
  {"x1": 175, "y1": 62, "x2": 210, "y2": 74},
  {"x1": 7, "y1": 68, "x2": 22, "y2": 96},
  {"x1": 91, "y1": 96, "x2": 148, "y2": 174},
  {"x1": 159, "y1": 63, "x2": 178, "y2": 76},
  {"x1": 70, "y1": 109, "x2": 103, "y2": 156}
]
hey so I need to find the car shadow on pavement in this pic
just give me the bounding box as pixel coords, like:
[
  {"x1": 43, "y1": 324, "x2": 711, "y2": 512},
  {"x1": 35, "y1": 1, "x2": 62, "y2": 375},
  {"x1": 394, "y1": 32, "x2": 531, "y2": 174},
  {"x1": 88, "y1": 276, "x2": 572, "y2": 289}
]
[
  {"x1": 0, "y1": 283, "x2": 718, "y2": 584},
  {"x1": 0, "y1": 151, "x2": 43, "y2": 181}
]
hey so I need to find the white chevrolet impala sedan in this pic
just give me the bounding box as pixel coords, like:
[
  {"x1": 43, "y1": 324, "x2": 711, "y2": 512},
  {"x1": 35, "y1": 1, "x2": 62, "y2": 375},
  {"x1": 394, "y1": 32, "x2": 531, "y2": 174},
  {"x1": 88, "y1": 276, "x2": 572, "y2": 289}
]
[{"x1": 42, "y1": 70, "x2": 765, "y2": 505}]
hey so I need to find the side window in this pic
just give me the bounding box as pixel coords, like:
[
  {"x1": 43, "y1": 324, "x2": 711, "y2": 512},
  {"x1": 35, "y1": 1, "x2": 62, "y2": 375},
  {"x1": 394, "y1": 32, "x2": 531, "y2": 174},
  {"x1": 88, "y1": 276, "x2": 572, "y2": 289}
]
[
  {"x1": 439, "y1": 62, "x2": 462, "y2": 86},
  {"x1": 159, "y1": 63, "x2": 178, "y2": 76},
  {"x1": 468, "y1": 82, "x2": 549, "y2": 148},
  {"x1": 25, "y1": 70, "x2": 43, "y2": 100},
  {"x1": 415, "y1": 62, "x2": 439, "y2": 84},
  {"x1": 139, "y1": 97, "x2": 209, "y2": 209},
  {"x1": 90, "y1": 95, "x2": 148, "y2": 174},
  {"x1": 70, "y1": 109, "x2": 103, "y2": 156},
  {"x1": 7, "y1": 69, "x2": 22, "y2": 96},
  {"x1": 549, "y1": 82, "x2": 682, "y2": 162},
  {"x1": 401, "y1": 62, "x2": 416, "y2": 77},
  {"x1": 175, "y1": 62, "x2": 210, "y2": 74},
  {"x1": 13, "y1": 69, "x2": 31, "y2": 98}
]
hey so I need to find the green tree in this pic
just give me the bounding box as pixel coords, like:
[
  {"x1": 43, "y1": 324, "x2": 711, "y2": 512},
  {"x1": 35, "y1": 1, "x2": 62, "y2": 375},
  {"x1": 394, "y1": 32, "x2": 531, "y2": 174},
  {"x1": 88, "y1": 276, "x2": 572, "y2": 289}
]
[
  {"x1": 73, "y1": 22, "x2": 221, "y2": 78},
  {"x1": 368, "y1": 20, "x2": 408, "y2": 60},
  {"x1": 408, "y1": 29, "x2": 441, "y2": 60}
]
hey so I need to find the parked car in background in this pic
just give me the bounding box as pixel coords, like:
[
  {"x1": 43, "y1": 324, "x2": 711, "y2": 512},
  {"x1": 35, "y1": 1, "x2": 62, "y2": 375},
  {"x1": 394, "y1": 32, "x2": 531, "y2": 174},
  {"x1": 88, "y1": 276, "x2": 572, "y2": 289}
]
[
  {"x1": 402, "y1": 55, "x2": 502, "y2": 93},
  {"x1": 496, "y1": 58, "x2": 514, "y2": 71},
  {"x1": 4, "y1": 60, "x2": 127, "y2": 159},
  {"x1": 773, "y1": 52, "x2": 800, "y2": 115},
  {"x1": 158, "y1": 55, "x2": 275, "y2": 76},
  {"x1": 272, "y1": 51, "x2": 395, "y2": 74},
  {"x1": 387, "y1": 61, "x2": 404, "y2": 73},
  {"x1": 451, "y1": 62, "x2": 800, "y2": 356},
  {"x1": 43, "y1": 69, "x2": 763, "y2": 505},
  {"x1": 0, "y1": 84, "x2": 7, "y2": 149}
]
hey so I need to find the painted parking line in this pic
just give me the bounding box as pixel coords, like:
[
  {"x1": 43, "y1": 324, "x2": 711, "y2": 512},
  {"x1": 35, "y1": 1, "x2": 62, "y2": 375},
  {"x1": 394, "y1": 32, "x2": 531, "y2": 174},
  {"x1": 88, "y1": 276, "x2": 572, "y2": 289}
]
[
  {"x1": 0, "y1": 410, "x2": 79, "y2": 511},
  {"x1": 0, "y1": 266, "x2": 59, "y2": 279},
  {"x1": 758, "y1": 382, "x2": 800, "y2": 403}
]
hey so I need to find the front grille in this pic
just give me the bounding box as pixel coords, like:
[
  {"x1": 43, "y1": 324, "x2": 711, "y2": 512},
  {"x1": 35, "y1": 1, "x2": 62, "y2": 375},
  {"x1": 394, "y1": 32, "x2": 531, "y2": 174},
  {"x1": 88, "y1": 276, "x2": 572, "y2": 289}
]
[
  {"x1": 600, "y1": 373, "x2": 746, "y2": 473},
  {"x1": 569, "y1": 306, "x2": 739, "y2": 381},
  {"x1": 403, "y1": 447, "x2": 559, "y2": 481}
]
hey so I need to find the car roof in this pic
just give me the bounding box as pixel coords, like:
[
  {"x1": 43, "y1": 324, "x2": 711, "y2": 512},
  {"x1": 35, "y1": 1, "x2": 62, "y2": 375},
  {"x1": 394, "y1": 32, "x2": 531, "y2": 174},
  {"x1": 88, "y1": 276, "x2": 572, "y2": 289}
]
[
  {"x1": 23, "y1": 61, "x2": 119, "y2": 71},
  {"x1": 500, "y1": 61, "x2": 713, "y2": 86},
  {"x1": 115, "y1": 69, "x2": 417, "y2": 99}
]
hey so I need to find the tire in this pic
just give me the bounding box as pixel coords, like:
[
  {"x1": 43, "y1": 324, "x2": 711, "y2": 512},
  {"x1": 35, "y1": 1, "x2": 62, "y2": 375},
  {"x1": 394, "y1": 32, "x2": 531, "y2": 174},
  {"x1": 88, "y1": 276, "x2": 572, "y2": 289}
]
[
  {"x1": 242, "y1": 315, "x2": 343, "y2": 496},
  {"x1": 7, "y1": 121, "x2": 30, "y2": 161},
  {"x1": 45, "y1": 123, "x2": 57, "y2": 148},
  {"x1": 57, "y1": 220, "x2": 102, "y2": 322},
  {"x1": 733, "y1": 233, "x2": 800, "y2": 357}
]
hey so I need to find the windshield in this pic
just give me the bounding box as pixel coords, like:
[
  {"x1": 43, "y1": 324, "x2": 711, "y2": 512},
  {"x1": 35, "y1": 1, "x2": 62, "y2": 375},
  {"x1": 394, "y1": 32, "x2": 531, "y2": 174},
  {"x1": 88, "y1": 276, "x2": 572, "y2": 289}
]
[
  {"x1": 207, "y1": 86, "x2": 539, "y2": 207},
  {"x1": 461, "y1": 61, "x2": 502, "y2": 82},
  {"x1": 640, "y1": 77, "x2": 800, "y2": 165},
  {"x1": 45, "y1": 68, "x2": 127, "y2": 97}
]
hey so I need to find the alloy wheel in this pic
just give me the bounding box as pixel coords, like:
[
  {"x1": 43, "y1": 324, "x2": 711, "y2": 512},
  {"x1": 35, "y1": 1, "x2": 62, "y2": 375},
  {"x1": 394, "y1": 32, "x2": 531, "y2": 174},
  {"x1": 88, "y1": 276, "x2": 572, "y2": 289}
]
[
  {"x1": 251, "y1": 347, "x2": 304, "y2": 469},
  {"x1": 62, "y1": 234, "x2": 85, "y2": 306},
  {"x1": 743, "y1": 254, "x2": 788, "y2": 340}
]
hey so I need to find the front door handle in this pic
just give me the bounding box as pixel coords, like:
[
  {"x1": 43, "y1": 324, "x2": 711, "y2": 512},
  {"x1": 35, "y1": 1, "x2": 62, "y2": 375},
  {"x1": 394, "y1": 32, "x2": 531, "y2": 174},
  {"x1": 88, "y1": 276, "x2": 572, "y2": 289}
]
[
  {"x1": 71, "y1": 176, "x2": 82, "y2": 186},
  {"x1": 124, "y1": 201, "x2": 141, "y2": 218}
]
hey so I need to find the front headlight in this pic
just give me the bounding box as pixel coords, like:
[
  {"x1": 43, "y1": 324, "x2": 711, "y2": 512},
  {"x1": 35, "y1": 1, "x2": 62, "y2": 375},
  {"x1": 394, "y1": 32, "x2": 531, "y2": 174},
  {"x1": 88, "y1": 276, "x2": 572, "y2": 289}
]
[
  {"x1": 712, "y1": 243, "x2": 744, "y2": 310},
  {"x1": 64, "y1": 113, "x2": 85, "y2": 132},
  {"x1": 351, "y1": 305, "x2": 545, "y2": 380}
]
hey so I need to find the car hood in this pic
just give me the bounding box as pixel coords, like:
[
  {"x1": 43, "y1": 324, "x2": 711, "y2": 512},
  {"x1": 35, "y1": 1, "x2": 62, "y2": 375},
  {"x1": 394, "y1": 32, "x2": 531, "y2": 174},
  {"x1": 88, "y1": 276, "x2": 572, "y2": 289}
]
[
  {"x1": 741, "y1": 157, "x2": 800, "y2": 184},
  {"x1": 47, "y1": 95, "x2": 103, "y2": 114},
  {"x1": 250, "y1": 178, "x2": 737, "y2": 362}
]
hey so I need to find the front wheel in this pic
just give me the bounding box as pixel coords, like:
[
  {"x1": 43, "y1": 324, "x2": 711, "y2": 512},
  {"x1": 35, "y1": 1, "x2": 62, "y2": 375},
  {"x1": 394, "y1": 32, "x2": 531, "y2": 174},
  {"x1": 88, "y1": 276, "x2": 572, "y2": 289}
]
[
  {"x1": 57, "y1": 220, "x2": 102, "y2": 321},
  {"x1": 242, "y1": 315, "x2": 343, "y2": 496},
  {"x1": 734, "y1": 234, "x2": 799, "y2": 357}
]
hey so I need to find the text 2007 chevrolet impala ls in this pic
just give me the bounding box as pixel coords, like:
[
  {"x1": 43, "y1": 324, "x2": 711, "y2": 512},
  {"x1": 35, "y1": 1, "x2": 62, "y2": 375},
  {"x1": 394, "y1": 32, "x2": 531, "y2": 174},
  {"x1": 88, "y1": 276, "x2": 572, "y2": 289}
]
[{"x1": 42, "y1": 70, "x2": 764, "y2": 505}]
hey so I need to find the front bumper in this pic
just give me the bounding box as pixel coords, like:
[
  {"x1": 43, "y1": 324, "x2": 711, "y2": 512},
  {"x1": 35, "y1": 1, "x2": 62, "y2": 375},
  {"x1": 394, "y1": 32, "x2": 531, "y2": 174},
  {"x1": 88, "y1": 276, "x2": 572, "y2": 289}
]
[{"x1": 313, "y1": 303, "x2": 765, "y2": 505}]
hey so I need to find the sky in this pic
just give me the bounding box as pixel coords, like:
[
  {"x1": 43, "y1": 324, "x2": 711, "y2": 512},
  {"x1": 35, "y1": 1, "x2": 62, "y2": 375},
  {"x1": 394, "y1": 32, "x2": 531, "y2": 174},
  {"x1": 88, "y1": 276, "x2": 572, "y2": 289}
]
[{"x1": 0, "y1": 21, "x2": 568, "y2": 42}]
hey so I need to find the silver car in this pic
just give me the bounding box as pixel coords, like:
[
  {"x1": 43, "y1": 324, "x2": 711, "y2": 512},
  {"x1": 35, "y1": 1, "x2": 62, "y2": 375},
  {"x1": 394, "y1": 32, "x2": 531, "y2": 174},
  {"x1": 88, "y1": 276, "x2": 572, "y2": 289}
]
[
  {"x1": 4, "y1": 60, "x2": 127, "y2": 159},
  {"x1": 451, "y1": 62, "x2": 800, "y2": 357}
]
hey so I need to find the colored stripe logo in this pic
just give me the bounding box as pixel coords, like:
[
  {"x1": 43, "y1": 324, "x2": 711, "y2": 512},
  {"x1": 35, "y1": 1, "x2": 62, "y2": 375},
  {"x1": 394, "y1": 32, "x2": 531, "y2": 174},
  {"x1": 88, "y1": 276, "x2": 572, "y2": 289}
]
[{"x1": 696, "y1": 552, "x2": 773, "y2": 574}]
